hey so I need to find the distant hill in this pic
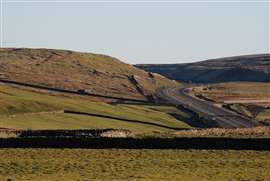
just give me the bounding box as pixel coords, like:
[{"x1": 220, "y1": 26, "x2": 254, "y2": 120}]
[
  {"x1": 0, "y1": 48, "x2": 178, "y2": 101},
  {"x1": 137, "y1": 54, "x2": 270, "y2": 83}
]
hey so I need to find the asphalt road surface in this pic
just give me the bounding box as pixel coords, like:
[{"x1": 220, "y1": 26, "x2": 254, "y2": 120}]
[{"x1": 159, "y1": 87, "x2": 259, "y2": 128}]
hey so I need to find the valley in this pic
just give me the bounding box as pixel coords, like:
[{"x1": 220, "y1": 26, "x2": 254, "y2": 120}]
[{"x1": 0, "y1": 48, "x2": 269, "y2": 181}]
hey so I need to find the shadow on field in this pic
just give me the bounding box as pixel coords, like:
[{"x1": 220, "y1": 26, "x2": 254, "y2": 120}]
[
  {"x1": 1, "y1": 137, "x2": 270, "y2": 150},
  {"x1": 0, "y1": 79, "x2": 149, "y2": 103},
  {"x1": 64, "y1": 110, "x2": 187, "y2": 131},
  {"x1": 169, "y1": 113, "x2": 207, "y2": 128}
]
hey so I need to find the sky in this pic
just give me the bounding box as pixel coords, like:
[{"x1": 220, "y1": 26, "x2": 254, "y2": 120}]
[{"x1": 0, "y1": 0, "x2": 269, "y2": 64}]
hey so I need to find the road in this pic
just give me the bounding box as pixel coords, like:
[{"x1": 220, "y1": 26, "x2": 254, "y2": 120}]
[{"x1": 159, "y1": 87, "x2": 259, "y2": 128}]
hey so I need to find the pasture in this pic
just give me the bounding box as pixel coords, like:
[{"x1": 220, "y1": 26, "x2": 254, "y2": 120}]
[
  {"x1": 0, "y1": 149, "x2": 269, "y2": 181},
  {"x1": 0, "y1": 84, "x2": 190, "y2": 134}
]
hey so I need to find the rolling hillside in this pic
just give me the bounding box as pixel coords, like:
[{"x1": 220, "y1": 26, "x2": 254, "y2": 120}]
[
  {"x1": 0, "y1": 48, "x2": 189, "y2": 134},
  {"x1": 0, "y1": 83, "x2": 190, "y2": 133},
  {"x1": 0, "y1": 48, "x2": 178, "y2": 101},
  {"x1": 137, "y1": 54, "x2": 270, "y2": 83}
]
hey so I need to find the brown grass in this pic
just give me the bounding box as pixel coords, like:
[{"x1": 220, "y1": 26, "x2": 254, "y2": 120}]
[
  {"x1": 1, "y1": 149, "x2": 270, "y2": 180},
  {"x1": 192, "y1": 82, "x2": 270, "y2": 122},
  {"x1": 0, "y1": 48, "x2": 179, "y2": 102},
  {"x1": 0, "y1": 128, "x2": 18, "y2": 138},
  {"x1": 193, "y1": 82, "x2": 270, "y2": 107},
  {"x1": 169, "y1": 126, "x2": 270, "y2": 138},
  {"x1": 4, "y1": 126, "x2": 270, "y2": 139}
]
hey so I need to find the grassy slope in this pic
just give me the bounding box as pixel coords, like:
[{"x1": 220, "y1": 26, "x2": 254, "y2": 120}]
[
  {"x1": 228, "y1": 104, "x2": 270, "y2": 123},
  {"x1": 257, "y1": 109, "x2": 270, "y2": 121},
  {"x1": 213, "y1": 82, "x2": 270, "y2": 94},
  {"x1": 199, "y1": 82, "x2": 270, "y2": 102},
  {"x1": 0, "y1": 84, "x2": 190, "y2": 133},
  {"x1": 0, "y1": 149, "x2": 269, "y2": 181},
  {"x1": 0, "y1": 48, "x2": 178, "y2": 101},
  {"x1": 228, "y1": 104, "x2": 254, "y2": 117}
]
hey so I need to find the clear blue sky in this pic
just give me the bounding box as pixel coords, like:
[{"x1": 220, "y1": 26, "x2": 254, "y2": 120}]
[{"x1": 1, "y1": 0, "x2": 269, "y2": 64}]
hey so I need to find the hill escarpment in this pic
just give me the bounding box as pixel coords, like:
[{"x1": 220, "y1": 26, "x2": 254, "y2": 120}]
[
  {"x1": 0, "y1": 48, "x2": 178, "y2": 101},
  {"x1": 137, "y1": 54, "x2": 270, "y2": 83}
]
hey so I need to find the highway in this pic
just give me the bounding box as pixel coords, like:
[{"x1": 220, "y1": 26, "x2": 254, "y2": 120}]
[{"x1": 159, "y1": 87, "x2": 259, "y2": 128}]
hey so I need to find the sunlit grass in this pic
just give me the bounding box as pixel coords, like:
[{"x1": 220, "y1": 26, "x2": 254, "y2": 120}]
[
  {"x1": 0, "y1": 84, "x2": 190, "y2": 133},
  {"x1": 0, "y1": 149, "x2": 269, "y2": 181}
]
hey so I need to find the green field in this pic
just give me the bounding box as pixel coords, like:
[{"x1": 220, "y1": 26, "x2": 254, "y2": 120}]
[
  {"x1": 0, "y1": 149, "x2": 269, "y2": 181},
  {"x1": 0, "y1": 84, "x2": 190, "y2": 133}
]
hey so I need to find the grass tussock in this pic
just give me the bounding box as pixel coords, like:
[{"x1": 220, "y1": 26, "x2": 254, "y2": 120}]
[
  {"x1": 0, "y1": 149, "x2": 269, "y2": 181},
  {"x1": 169, "y1": 126, "x2": 270, "y2": 138},
  {"x1": 0, "y1": 48, "x2": 179, "y2": 101}
]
